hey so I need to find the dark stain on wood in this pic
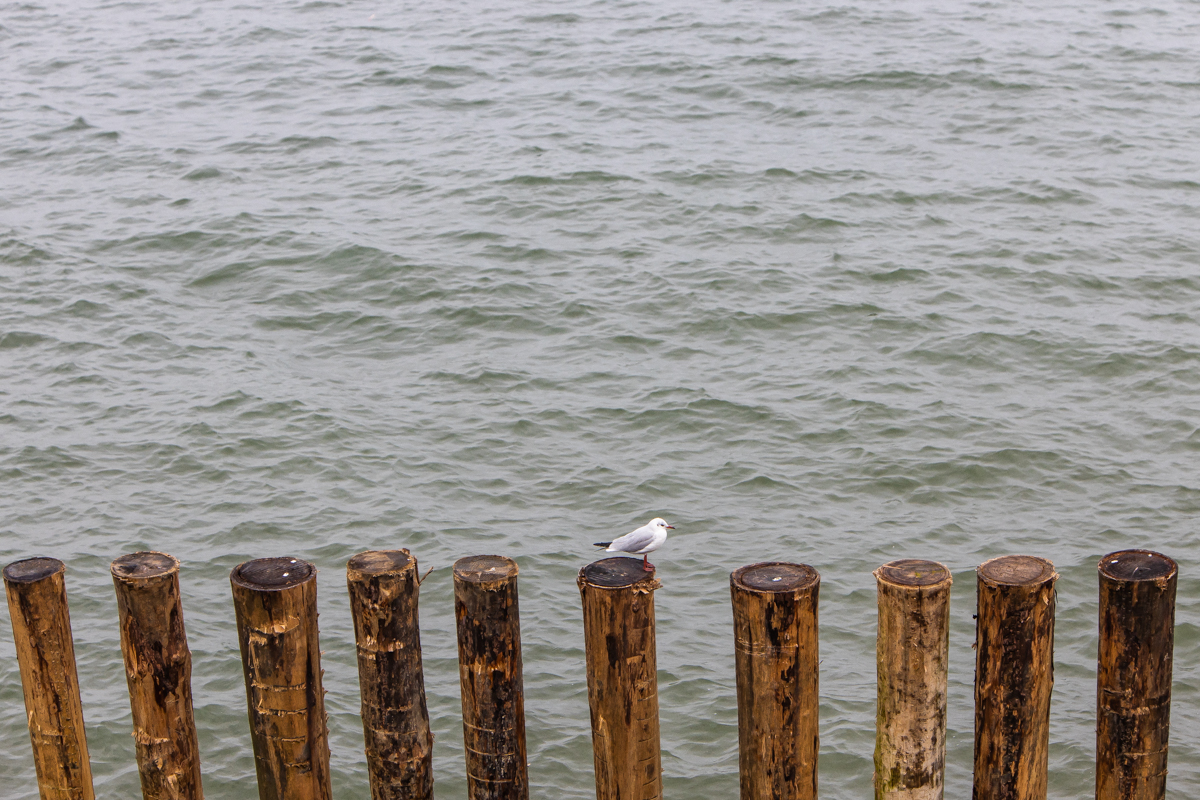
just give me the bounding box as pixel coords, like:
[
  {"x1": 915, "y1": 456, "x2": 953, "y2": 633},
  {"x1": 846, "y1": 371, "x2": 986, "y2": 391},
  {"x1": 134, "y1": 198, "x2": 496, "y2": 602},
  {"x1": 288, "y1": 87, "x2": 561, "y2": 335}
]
[
  {"x1": 230, "y1": 557, "x2": 331, "y2": 800},
  {"x1": 731, "y1": 561, "x2": 820, "y2": 800},
  {"x1": 454, "y1": 555, "x2": 528, "y2": 800},
  {"x1": 4, "y1": 557, "x2": 95, "y2": 800},
  {"x1": 1096, "y1": 549, "x2": 1177, "y2": 800},
  {"x1": 347, "y1": 549, "x2": 434, "y2": 800},
  {"x1": 973, "y1": 555, "x2": 1057, "y2": 800},
  {"x1": 112, "y1": 551, "x2": 204, "y2": 800},
  {"x1": 874, "y1": 559, "x2": 951, "y2": 800},
  {"x1": 578, "y1": 557, "x2": 662, "y2": 800}
]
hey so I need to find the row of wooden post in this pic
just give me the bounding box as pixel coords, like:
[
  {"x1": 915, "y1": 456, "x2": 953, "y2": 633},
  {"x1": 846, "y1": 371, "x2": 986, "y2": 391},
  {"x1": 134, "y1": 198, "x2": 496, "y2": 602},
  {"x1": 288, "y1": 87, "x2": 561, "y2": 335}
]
[{"x1": 2, "y1": 548, "x2": 1177, "y2": 800}]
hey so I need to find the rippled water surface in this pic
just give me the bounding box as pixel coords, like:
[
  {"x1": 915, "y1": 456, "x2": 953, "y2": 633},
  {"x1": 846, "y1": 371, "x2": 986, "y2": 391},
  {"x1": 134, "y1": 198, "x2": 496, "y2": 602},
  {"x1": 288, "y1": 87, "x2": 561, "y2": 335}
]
[{"x1": 3, "y1": 0, "x2": 1200, "y2": 796}]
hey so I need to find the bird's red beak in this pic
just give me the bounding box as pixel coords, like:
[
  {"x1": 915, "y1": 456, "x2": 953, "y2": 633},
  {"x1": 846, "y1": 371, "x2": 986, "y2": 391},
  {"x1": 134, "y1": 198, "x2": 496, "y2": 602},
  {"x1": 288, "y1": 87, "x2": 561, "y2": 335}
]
[{"x1": 666, "y1": 525, "x2": 675, "y2": 529}]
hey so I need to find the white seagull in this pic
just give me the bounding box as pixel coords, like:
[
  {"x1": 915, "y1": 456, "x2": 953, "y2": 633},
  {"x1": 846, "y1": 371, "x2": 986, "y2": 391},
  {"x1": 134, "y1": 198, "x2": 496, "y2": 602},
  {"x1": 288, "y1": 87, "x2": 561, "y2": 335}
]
[{"x1": 594, "y1": 517, "x2": 674, "y2": 571}]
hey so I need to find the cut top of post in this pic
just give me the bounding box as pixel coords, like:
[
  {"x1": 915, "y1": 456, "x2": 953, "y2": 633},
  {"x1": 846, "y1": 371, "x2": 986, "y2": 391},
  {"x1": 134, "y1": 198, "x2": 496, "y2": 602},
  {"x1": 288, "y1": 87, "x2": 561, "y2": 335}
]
[
  {"x1": 348, "y1": 549, "x2": 414, "y2": 577},
  {"x1": 978, "y1": 554, "x2": 1055, "y2": 587},
  {"x1": 580, "y1": 556, "x2": 655, "y2": 588},
  {"x1": 731, "y1": 561, "x2": 819, "y2": 593},
  {"x1": 3, "y1": 556, "x2": 65, "y2": 584},
  {"x1": 875, "y1": 559, "x2": 951, "y2": 589},
  {"x1": 1098, "y1": 549, "x2": 1177, "y2": 583},
  {"x1": 231, "y1": 557, "x2": 314, "y2": 591},
  {"x1": 111, "y1": 551, "x2": 179, "y2": 581},
  {"x1": 454, "y1": 554, "x2": 518, "y2": 584}
]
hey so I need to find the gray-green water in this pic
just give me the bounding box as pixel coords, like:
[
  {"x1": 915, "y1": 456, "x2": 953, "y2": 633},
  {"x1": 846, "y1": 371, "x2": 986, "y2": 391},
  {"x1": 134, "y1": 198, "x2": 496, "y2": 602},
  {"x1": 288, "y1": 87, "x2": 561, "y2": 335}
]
[{"x1": 3, "y1": 0, "x2": 1200, "y2": 796}]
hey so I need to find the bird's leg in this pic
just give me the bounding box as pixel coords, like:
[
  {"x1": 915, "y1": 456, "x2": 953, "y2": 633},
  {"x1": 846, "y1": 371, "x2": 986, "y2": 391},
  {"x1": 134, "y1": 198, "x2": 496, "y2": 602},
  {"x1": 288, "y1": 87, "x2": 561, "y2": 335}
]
[{"x1": 642, "y1": 555, "x2": 654, "y2": 571}]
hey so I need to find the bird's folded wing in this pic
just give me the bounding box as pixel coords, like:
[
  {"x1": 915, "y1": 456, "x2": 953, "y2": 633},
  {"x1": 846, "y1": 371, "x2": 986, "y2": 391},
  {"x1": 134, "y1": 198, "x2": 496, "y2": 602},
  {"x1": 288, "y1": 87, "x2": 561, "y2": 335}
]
[{"x1": 611, "y1": 527, "x2": 654, "y2": 552}]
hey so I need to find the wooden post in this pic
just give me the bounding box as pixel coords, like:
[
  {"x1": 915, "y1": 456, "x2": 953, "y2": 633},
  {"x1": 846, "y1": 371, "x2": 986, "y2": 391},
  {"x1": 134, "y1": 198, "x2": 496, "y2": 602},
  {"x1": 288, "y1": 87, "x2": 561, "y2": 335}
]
[
  {"x1": 577, "y1": 557, "x2": 662, "y2": 800},
  {"x1": 3, "y1": 557, "x2": 95, "y2": 800},
  {"x1": 973, "y1": 555, "x2": 1057, "y2": 800},
  {"x1": 730, "y1": 561, "x2": 820, "y2": 800},
  {"x1": 346, "y1": 550, "x2": 434, "y2": 800},
  {"x1": 230, "y1": 557, "x2": 331, "y2": 800},
  {"x1": 453, "y1": 555, "x2": 528, "y2": 800},
  {"x1": 874, "y1": 559, "x2": 952, "y2": 800},
  {"x1": 1096, "y1": 549, "x2": 1177, "y2": 800},
  {"x1": 111, "y1": 551, "x2": 204, "y2": 800}
]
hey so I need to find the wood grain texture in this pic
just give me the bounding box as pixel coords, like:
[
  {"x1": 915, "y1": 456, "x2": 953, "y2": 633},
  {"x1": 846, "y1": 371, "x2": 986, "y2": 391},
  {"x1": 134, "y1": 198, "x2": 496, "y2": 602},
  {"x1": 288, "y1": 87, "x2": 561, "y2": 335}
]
[
  {"x1": 347, "y1": 550, "x2": 434, "y2": 800},
  {"x1": 1096, "y1": 549, "x2": 1177, "y2": 800},
  {"x1": 874, "y1": 560, "x2": 951, "y2": 800},
  {"x1": 4, "y1": 557, "x2": 95, "y2": 800},
  {"x1": 973, "y1": 555, "x2": 1057, "y2": 800},
  {"x1": 453, "y1": 555, "x2": 528, "y2": 800},
  {"x1": 731, "y1": 562, "x2": 820, "y2": 800},
  {"x1": 577, "y1": 557, "x2": 662, "y2": 800},
  {"x1": 230, "y1": 558, "x2": 331, "y2": 800},
  {"x1": 111, "y1": 551, "x2": 204, "y2": 800}
]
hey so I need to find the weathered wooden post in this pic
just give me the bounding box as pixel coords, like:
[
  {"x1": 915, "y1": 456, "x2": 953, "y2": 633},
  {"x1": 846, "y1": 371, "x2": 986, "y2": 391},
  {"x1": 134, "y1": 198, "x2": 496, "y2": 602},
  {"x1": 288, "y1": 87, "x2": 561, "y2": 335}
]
[
  {"x1": 973, "y1": 555, "x2": 1057, "y2": 800},
  {"x1": 3, "y1": 557, "x2": 95, "y2": 800},
  {"x1": 874, "y1": 559, "x2": 952, "y2": 800},
  {"x1": 346, "y1": 550, "x2": 434, "y2": 800},
  {"x1": 577, "y1": 557, "x2": 662, "y2": 800},
  {"x1": 230, "y1": 557, "x2": 332, "y2": 800},
  {"x1": 730, "y1": 561, "x2": 820, "y2": 800},
  {"x1": 1096, "y1": 549, "x2": 1177, "y2": 800},
  {"x1": 111, "y1": 551, "x2": 204, "y2": 800},
  {"x1": 453, "y1": 555, "x2": 529, "y2": 800}
]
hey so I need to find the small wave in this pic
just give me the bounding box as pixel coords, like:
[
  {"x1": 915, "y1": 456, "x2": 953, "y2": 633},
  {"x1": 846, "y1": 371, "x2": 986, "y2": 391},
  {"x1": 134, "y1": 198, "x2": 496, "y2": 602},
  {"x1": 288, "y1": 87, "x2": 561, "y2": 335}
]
[
  {"x1": 499, "y1": 171, "x2": 639, "y2": 186},
  {"x1": 64, "y1": 299, "x2": 108, "y2": 317},
  {"x1": 188, "y1": 261, "x2": 257, "y2": 288},
  {"x1": 523, "y1": 13, "x2": 581, "y2": 24},
  {"x1": 974, "y1": 182, "x2": 1095, "y2": 206},
  {"x1": 730, "y1": 474, "x2": 797, "y2": 492},
  {"x1": 182, "y1": 166, "x2": 223, "y2": 181},
  {"x1": 255, "y1": 310, "x2": 384, "y2": 333},
  {"x1": 0, "y1": 331, "x2": 54, "y2": 349},
  {"x1": 479, "y1": 244, "x2": 567, "y2": 263},
  {"x1": 9, "y1": 445, "x2": 89, "y2": 472},
  {"x1": 233, "y1": 26, "x2": 301, "y2": 44},
  {"x1": 0, "y1": 238, "x2": 55, "y2": 265}
]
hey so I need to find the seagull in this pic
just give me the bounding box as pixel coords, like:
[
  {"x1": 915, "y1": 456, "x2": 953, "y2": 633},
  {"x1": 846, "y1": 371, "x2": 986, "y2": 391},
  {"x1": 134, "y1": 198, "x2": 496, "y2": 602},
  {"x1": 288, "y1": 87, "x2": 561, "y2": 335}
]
[{"x1": 594, "y1": 517, "x2": 674, "y2": 571}]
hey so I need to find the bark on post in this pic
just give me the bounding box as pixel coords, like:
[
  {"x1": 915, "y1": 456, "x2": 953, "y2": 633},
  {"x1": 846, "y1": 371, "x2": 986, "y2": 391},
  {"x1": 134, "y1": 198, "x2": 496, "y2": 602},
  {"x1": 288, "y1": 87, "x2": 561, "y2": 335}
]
[
  {"x1": 453, "y1": 555, "x2": 528, "y2": 800},
  {"x1": 230, "y1": 557, "x2": 331, "y2": 800},
  {"x1": 3, "y1": 557, "x2": 95, "y2": 800},
  {"x1": 973, "y1": 555, "x2": 1057, "y2": 800},
  {"x1": 874, "y1": 559, "x2": 952, "y2": 800},
  {"x1": 1096, "y1": 549, "x2": 1177, "y2": 800},
  {"x1": 731, "y1": 561, "x2": 820, "y2": 800},
  {"x1": 577, "y1": 557, "x2": 662, "y2": 800},
  {"x1": 347, "y1": 550, "x2": 434, "y2": 800},
  {"x1": 111, "y1": 551, "x2": 204, "y2": 800}
]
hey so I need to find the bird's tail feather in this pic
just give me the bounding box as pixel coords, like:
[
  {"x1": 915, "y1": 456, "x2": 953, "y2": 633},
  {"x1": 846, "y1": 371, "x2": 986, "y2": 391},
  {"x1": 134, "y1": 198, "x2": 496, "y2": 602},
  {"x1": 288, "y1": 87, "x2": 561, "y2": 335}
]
[{"x1": 593, "y1": 541, "x2": 612, "y2": 548}]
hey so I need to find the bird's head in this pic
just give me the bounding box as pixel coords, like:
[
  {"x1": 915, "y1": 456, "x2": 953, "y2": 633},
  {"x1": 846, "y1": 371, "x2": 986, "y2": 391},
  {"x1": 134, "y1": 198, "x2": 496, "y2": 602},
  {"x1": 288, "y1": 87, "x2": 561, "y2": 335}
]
[{"x1": 650, "y1": 517, "x2": 675, "y2": 530}]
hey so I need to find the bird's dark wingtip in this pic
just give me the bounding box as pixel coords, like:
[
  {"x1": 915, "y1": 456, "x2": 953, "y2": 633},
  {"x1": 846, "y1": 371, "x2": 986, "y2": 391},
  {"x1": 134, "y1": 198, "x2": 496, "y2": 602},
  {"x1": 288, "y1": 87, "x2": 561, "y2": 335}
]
[{"x1": 593, "y1": 542, "x2": 611, "y2": 548}]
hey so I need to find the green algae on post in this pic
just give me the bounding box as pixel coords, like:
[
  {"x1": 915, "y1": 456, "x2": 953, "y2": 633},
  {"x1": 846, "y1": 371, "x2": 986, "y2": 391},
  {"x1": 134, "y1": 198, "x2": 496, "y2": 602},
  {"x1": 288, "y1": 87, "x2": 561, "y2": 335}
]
[{"x1": 874, "y1": 559, "x2": 951, "y2": 800}]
